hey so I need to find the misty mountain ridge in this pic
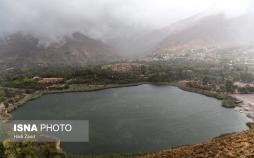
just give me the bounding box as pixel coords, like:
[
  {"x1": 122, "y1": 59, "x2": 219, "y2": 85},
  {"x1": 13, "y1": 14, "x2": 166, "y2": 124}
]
[
  {"x1": 0, "y1": 32, "x2": 119, "y2": 67},
  {"x1": 106, "y1": 12, "x2": 204, "y2": 58},
  {"x1": 148, "y1": 13, "x2": 254, "y2": 58},
  {"x1": 104, "y1": 13, "x2": 254, "y2": 58},
  {"x1": 0, "y1": 13, "x2": 254, "y2": 67}
]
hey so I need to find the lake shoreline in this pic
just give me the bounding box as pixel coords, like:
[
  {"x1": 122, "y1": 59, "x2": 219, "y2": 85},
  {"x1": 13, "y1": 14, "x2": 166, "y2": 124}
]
[
  {"x1": 2, "y1": 81, "x2": 253, "y2": 157},
  {"x1": 1, "y1": 81, "x2": 253, "y2": 128},
  {"x1": 0, "y1": 83, "x2": 144, "y2": 118},
  {"x1": 231, "y1": 94, "x2": 254, "y2": 128},
  {"x1": 3, "y1": 81, "x2": 252, "y2": 129}
]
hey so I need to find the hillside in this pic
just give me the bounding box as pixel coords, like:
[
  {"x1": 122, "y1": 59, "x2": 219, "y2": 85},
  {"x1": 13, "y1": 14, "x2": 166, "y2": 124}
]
[
  {"x1": 68, "y1": 130, "x2": 254, "y2": 158},
  {"x1": 140, "y1": 130, "x2": 254, "y2": 158},
  {"x1": 107, "y1": 14, "x2": 202, "y2": 58},
  {"x1": 149, "y1": 14, "x2": 254, "y2": 59},
  {"x1": 0, "y1": 32, "x2": 119, "y2": 68}
]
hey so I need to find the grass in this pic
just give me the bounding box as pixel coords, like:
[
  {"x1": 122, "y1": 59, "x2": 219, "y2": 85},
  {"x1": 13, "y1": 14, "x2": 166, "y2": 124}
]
[{"x1": 139, "y1": 130, "x2": 254, "y2": 158}]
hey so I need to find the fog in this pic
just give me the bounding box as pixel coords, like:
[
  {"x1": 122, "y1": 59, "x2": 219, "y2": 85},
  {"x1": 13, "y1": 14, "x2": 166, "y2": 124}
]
[{"x1": 0, "y1": 0, "x2": 252, "y2": 42}]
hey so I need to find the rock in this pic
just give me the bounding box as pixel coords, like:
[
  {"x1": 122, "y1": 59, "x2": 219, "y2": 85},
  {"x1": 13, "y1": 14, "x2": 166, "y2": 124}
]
[
  {"x1": 0, "y1": 102, "x2": 5, "y2": 108},
  {"x1": 246, "y1": 122, "x2": 254, "y2": 129},
  {"x1": 247, "y1": 113, "x2": 254, "y2": 119}
]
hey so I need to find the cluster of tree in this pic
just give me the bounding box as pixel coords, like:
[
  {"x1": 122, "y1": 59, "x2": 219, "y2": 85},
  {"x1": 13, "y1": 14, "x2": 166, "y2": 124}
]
[
  {"x1": 238, "y1": 85, "x2": 254, "y2": 94},
  {"x1": 186, "y1": 81, "x2": 213, "y2": 91},
  {"x1": 0, "y1": 65, "x2": 145, "y2": 89},
  {"x1": 0, "y1": 61, "x2": 251, "y2": 92},
  {"x1": 224, "y1": 80, "x2": 236, "y2": 93},
  {"x1": 222, "y1": 96, "x2": 239, "y2": 108},
  {"x1": 240, "y1": 72, "x2": 254, "y2": 83},
  {"x1": 2, "y1": 77, "x2": 46, "y2": 90},
  {"x1": 0, "y1": 89, "x2": 5, "y2": 102},
  {"x1": 186, "y1": 77, "x2": 236, "y2": 93},
  {"x1": 1, "y1": 141, "x2": 65, "y2": 158},
  {"x1": 0, "y1": 88, "x2": 24, "y2": 103}
]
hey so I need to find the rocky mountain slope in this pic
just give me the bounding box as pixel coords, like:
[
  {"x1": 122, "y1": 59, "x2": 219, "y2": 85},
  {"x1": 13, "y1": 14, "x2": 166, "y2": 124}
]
[
  {"x1": 148, "y1": 13, "x2": 254, "y2": 59},
  {"x1": 107, "y1": 14, "x2": 202, "y2": 58},
  {"x1": 0, "y1": 32, "x2": 119, "y2": 67}
]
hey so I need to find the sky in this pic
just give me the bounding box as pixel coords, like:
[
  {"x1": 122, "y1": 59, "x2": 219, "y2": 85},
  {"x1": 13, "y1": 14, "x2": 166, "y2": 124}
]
[{"x1": 0, "y1": 0, "x2": 252, "y2": 44}]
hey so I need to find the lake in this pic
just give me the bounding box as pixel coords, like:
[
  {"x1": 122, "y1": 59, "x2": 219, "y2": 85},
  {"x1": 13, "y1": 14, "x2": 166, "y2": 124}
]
[{"x1": 12, "y1": 84, "x2": 250, "y2": 155}]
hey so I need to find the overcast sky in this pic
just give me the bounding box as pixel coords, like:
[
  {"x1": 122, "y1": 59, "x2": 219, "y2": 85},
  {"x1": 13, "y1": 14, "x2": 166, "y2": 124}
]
[{"x1": 0, "y1": 0, "x2": 252, "y2": 43}]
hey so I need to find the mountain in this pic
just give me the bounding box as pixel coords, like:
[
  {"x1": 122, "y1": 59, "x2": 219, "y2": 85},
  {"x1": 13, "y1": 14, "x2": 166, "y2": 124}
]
[
  {"x1": 1, "y1": 13, "x2": 253, "y2": 65},
  {"x1": 147, "y1": 13, "x2": 254, "y2": 58},
  {"x1": 0, "y1": 32, "x2": 119, "y2": 68},
  {"x1": 107, "y1": 14, "x2": 200, "y2": 58}
]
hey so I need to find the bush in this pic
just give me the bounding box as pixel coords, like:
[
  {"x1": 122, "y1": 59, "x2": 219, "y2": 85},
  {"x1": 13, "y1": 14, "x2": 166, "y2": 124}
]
[
  {"x1": 3, "y1": 141, "x2": 66, "y2": 158},
  {"x1": 222, "y1": 96, "x2": 238, "y2": 108},
  {"x1": 238, "y1": 85, "x2": 254, "y2": 94}
]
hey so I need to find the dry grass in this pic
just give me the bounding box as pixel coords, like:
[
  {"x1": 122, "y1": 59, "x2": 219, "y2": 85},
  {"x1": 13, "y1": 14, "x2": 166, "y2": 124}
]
[{"x1": 139, "y1": 130, "x2": 254, "y2": 158}]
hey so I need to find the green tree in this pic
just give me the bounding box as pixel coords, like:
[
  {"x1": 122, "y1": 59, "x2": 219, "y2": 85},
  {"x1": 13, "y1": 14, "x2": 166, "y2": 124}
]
[
  {"x1": 202, "y1": 76, "x2": 209, "y2": 85},
  {"x1": 240, "y1": 72, "x2": 254, "y2": 82},
  {"x1": 225, "y1": 80, "x2": 234, "y2": 93}
]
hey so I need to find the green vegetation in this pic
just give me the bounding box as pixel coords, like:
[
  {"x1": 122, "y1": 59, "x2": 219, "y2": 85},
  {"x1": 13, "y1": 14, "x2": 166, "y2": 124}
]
[
  {"x1": 238, "y1": 85, "x2": 254, "y2": 93},
  {"x1": 225, "y1": 80, "x2": 235, "y2": 93},
  {"x1": 0, "y1": 60, "x2": 252, "y2": 117},
  {"x1": 179, "y1": 84, "x2": 225, "y2": 100},
  {"x1": 222, "y1": 96, "x2": 239, "y2": 108},
  {"x1": 3, "y1": 77, "x2": 45, "y2": 90},
  {"x1": 1, "y1": 141, "x2": 65, "y2": 158},
  {"x1": 1, "y1": 60, "x2": 251, "y2": 91},
  {"x1": 0, "y1": 88, "x2": 25, "y2": 103},
  {"x1": 0, "y1": 60, "x2": 253, "y2": 158},
  {"x1": 6, "y1": 92, "x2": 42, "y2": 112},
  {"x1": 0, "y1": 87, "x2": 42, "y2": 114},
  {"x1": 240, "y1": 72, "x2": 254, "y2": 82}
]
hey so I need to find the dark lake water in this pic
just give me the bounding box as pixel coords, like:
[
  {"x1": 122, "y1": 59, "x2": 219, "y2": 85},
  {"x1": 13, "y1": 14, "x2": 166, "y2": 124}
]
[{"x1": 12, "y1": 84, "x2": 250, "y2": 155}]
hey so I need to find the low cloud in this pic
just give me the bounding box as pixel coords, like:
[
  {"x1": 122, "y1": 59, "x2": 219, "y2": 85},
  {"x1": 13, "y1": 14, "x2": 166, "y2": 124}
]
[{"x1": 0, "y1": 0, "x2": 252, "y2": 44}]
